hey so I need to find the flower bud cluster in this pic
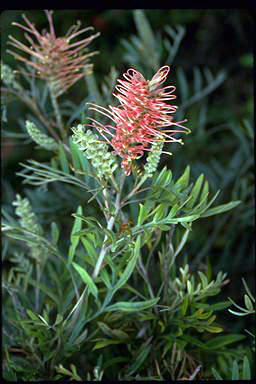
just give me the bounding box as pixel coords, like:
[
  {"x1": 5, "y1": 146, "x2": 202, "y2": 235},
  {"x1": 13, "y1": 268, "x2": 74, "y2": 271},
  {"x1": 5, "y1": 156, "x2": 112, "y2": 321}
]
[
  {"x1": 13, "y1": 194, "x2": 43, "y2": 236},
  {"x1": 26, "y1": 120, "x2": 59, "y2": 150},
  {"x1": 143, "y1": 138, "x2": 164, "y2": 178},
  {"x1": 72, "y1": 124, "x2": 117, "y2": 179}
]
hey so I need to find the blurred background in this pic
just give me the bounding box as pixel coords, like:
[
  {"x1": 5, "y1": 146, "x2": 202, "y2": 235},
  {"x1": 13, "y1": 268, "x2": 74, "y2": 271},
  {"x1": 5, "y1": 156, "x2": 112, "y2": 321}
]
[{"x1": 1, "y1": 9, "x2": 254, "y2": 334}]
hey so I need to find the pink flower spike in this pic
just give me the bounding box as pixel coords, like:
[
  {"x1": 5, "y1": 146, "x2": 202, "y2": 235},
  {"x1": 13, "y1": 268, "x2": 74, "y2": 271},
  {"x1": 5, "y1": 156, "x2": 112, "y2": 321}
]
[
  {"x1": 7, "y1": 10, "x2": 100, "y2": 97},
  {"x1": 88, "y1": 66, "x2": 190, "y2": 175}
]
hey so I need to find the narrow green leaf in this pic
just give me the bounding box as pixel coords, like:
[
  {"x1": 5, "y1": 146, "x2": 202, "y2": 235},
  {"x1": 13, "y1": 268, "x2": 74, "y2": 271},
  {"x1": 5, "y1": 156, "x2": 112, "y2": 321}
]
[
  {"x1": 153, "y1": 203, "x2": 166, "y2": 222},
  {"x1": 72, "y1": 262, "x2": 98, "y2": 299},
  {"x1": 203, "y1": 325, "x2": 223, "y2": 333},
  {"x1": 186, "y1": 174, "x2": 204, "y2": 209},
  {"x1": 167, "y1": 214, "x2": 200, "y2": 223},
  {"x1": 157, "y1": 224, "x2": 171, "y2": 231},
  {"x1": 175, "y1": 165, "x2": 190, "y2": 190},
  {"x1": 166, "y1": 203, "x2": 180, "y2": 221},
  {"x1": 26, "y1": 309, "x2": 39, "y2": 321},
  {"x1": 137, "y1": 203, "x2": 147, "y2": 226},
  {"x1": 196, "y1": 189, "x2": 220, "y2": 215},
  {"x1": 128, "y1": 345, "x2": 151, "y2": 375},
  {"x1": 100, "y1": 268, "x2": 111, "y2": 288},
  {"x1": 200, "y1": 201, "x2": 241, "y2": 218},
  {"x1": 81, "y1": 238, "x2": 98, "y2": 261},
  {"x1": 113, "y1": 235, "x2": 141, "y2": 293},
  {"x1": 154, "y1": 166, "x2": 172, "y2": 187},
  {"x1": 205, "y1": 334, "x2": 246, "y2": 349},
  {"x1": 242, "y1": 355, "x2": 251, "y2": 380},
  {"x1": 205, "y1": 301, "x2": 231, "y2": 311},
  {"x1": 198, "y1": 271, "x2": 208, "y2": 288},
  {"x1": 104, "y1": 297, "x2": 159, "y2": 313},
  {"x1": 212, "y1": 368, "x2": 223, "y2": 380},
  {"x1": 68, "y1": 206, "x2": 83, "y2": 264},
  {"x1": 58, "y1": 144, "x2": 70, "y2": 174},
  {"x1": 97, "y1": 321, "x2": 114, "y2": 337},
  {"x1": 70, "y1": 139, "x2": 83, "y2": 170},
  {"x1": 200, "y1": 180, "x2": 209, "y2": 202},
  {"x1": 232, "y1": 360, "x2": 239, "y2": 380},
  {"x1": 244, "y1": 294, "x2": 254, "y2": 311},
  {"x1": 93, "y1": 339, "x2": 123, "y2": 350},
  {"x1": 181, "y1": 295, "x2": 189, "y2": 315},
  {"x1": 51, "y1": 222, "x2": 59, "y2": 245}
]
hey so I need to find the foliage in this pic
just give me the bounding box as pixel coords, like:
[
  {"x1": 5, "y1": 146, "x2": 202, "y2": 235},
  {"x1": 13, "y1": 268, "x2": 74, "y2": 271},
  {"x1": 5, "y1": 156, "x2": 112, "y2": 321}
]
[{"x1": 1, "y1": 9, "x2": 254, "y2": 381}]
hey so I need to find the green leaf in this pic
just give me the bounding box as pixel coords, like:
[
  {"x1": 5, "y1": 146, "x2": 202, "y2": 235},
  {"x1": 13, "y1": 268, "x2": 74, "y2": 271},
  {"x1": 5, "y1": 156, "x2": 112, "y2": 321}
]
[
  {"x1": 166, "y1": 203, "x2": 180, "y2": 221},
  {"x1": 137, "y1": 203, "x2": 148, "y2": 226},
  {"x1": 204, "y1": 301, "x2": 231, "y2": 311},
  {"x1": 242, "y1": 355, "x2": 251, "y2": 380},
  {"x1": 81, "y1": 238, "x2": 98, "y2": 261},
  {"x1": 200, "y1": 180, "x2": 209, "y2": 202},
  {"x1": 167, "y1": 213, "x2": 200, "y2": 223},
  {"x1": 244, "y1": 294, "x2": 254, "y2": 311},
  {"x1": 154, "y1": 166, "x2": 172, "y2": 187},
  {"x1": 70, "y1": 139, "x2": 83, "y2": 170},
  {"x1": 97, "y1": 322, "x2": 129, "y2": 339},
  {"x1": 104, "y1": 297, "x2": 159, "y2": 313},
  {"x1": 212, "y1": 367, "x2": 223, "y2": 380},
  {"x1": 51, "y1": 222, "x2": 60, "y2": 245},
  {"x1": 72, "y1": 262, "x2": 98, "y2": 299},
  {"x1": 113, "y1": 235, "x2": 141, "y2": 293},
  {"x1": 175, "y1": 165, "x2": 190, "y2": 190},
  {"x1": 93, "y1": 339, "x2": 123, "y2": 350},
  {"x1": 198, "y1": 271, "x2": 208, "y2": 288},
  {"x1": 58, "y1": 144, "x2": 70, "y2": 174},
  {"x1": 200, "y1": 201, "x2": 241, "y2": 218},
  {"x1": 204, "y1": 334, "x2": 246, "y2": 349},
  {"x1": 186, "y1": 174, "x2": 204, "y2": 209},
  {"x1": 196, "y1": 189, "x2": 220, "y2": 215},
  {"x1": 128, "y1": 345, "x2": 151, "y2": 375},
  {"x1": 232, "y1": 360, "x2": 239, "y2": 380},
  {"x1": 181, "y1": 295, "x2": 189, "y2": 315},
  {"x1": 100, "y1": 268, "x2": 111, "y2": 288},
  {"x1": 157, "y1": 224, "x2": 171, "y2": 231},
  {"x1": 26, "y1": 309, "x2": 39, "y2": 321},
  {"x1": 152, "y1": 203, "x2": 167, "y2": 222},
  {"x1": 68, "y1": 206, "x2": 83, "y2": 264}
]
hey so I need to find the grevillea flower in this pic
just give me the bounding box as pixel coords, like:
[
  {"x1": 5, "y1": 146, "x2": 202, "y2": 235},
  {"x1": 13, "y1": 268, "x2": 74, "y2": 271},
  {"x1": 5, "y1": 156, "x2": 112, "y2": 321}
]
[
  {"x1": 88, "y1": 66, "x2": 189, "y2": 175},
  {"x1": 7, "y1": 10, "x2": 100, "y2": 97}
]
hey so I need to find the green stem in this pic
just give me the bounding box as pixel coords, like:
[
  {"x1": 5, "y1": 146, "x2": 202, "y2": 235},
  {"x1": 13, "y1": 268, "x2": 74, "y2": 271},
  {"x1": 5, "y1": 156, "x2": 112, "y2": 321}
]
[
  {"x1": 92, "y1": 172, "x2": 126, "y2": 280},
  {"x1": 49, "y1": 81, "x2": 66, "y2": 141}
]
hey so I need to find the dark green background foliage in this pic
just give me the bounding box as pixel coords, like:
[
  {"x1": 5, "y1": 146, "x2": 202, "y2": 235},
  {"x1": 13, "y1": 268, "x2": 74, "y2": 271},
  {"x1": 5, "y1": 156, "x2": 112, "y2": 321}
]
[{"x1": 1, "y1": 9, "x2": 254, "y2": 381}]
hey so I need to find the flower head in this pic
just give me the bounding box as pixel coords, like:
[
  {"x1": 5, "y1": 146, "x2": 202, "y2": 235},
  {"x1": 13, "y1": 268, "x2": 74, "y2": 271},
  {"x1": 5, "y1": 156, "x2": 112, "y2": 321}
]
[
  {"x1": 7, "y1": 10, "x2": 100, "y2": 97},
  {"x1": 88, "y1": 66, "x2": 189, "y2": 175}
]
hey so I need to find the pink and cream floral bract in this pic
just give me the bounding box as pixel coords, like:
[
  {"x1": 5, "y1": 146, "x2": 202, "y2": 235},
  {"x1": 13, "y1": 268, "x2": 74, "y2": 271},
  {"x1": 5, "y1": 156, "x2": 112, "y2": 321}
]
[{"x1": 88, "y1": 66, "x2": 189, "y2": 175}]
